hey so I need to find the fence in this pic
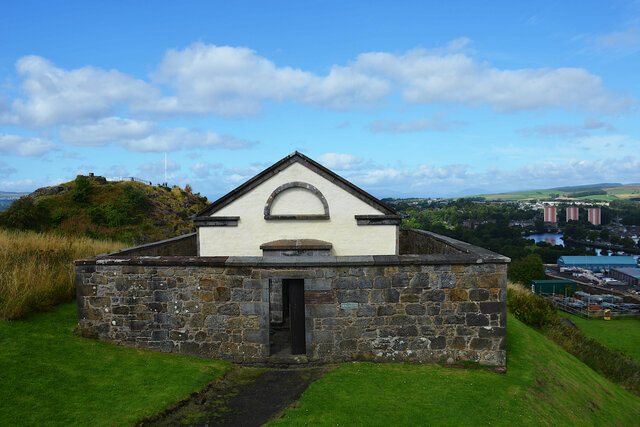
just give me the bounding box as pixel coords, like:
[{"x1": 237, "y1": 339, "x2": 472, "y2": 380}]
[
  {"x1": 105, "y1": 177, "x2": 153, "y2": 185},
  {"x1": 539, "y1": 290, "x2": 640, "y2": 320}
]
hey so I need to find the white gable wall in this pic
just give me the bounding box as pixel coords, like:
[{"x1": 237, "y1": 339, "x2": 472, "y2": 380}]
[{"x1": 199, "y1": 162, "x2": 398, "y2": 256}]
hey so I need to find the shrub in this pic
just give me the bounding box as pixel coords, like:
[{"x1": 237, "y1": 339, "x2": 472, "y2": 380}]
[
  {"x1": 507, "y1": 283, "x2": 558, "y2": 328},
  {"x1": 71, "y1": 175, "x2": 92, "y2": 203},
  {"x1": 0, "y1": 197, "x2": 49, "y2": 231},
  {"x1": 507, "y1": 253, "x2": 546, "y2": 285},
  {"x1": 88, "y1": 184, "x2": 149, "y2": 228}
]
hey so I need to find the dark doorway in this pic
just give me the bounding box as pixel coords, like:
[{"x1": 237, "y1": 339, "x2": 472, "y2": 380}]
[
  {"x1": 269, "y1": 279, "x2": 306, "y2": 356},
  {"x1": 287, "y1": 279, "x2": 306, "y2": 354}
]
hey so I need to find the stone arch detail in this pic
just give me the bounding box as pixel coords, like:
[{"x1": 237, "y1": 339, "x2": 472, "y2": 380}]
[{"x1": 264, "y1": 181, "x2": 330, "y2": 220}]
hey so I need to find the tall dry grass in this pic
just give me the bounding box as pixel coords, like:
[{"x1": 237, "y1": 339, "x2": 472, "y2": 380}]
[{"x1": 0, "y1": 229, "x2": 126, "y2": 320}]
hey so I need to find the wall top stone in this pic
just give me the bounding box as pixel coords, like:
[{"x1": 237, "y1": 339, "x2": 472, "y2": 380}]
[{"x1": 76, "y1": 228, "x2": 509, "y2": 267}]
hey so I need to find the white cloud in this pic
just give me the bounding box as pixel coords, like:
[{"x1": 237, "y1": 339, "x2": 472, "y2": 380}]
[
  {"x1": 191, "y1": 161, "x2": 223, "y2": 178},
  {"x1": 594, "y1": 27, "x2": 640, "y2": 49},
  {"x1": 1, "y1": 40, "x2": 634, "y2": 132},
  {"x1": 106, "y1": 165, "x2": 131, "y2": 178},
  {"x1": 0, "y1": 133, "x2": 56, "y2": 156},
  {"x1": 139, "y1": 158, "x2": 181, "y2": 177},
  {"x1": 152, "y1": 43, "x2": 314, "y2": 116},
  {"x1": 57, "y1": 116, "x2": 256, "y2": 152},
  {"x1": 346, "y1": 157, "x2": 640, "y2": 197},
  {"x1": 369, "y1": 114, "x2": 467, "y2": 133},
  {"x1": 119, "y1": 128, "x2": 257, "y2": 152},
  {"x1": 0, "y1": 178, "x2": 41, "y2": 192},
  {"x1": 8, "y1": 56, "x2": 161, "y2": 127},
  {"x1": 59, "y1": 117, "x2": 157, "y2": 146},
  {"x1": 518, "y1": 117, "x2": 616, "y2": 138},
  {"x1": 0, "y1": 161, "x2": 17, "y2": 178},
  {"x1": 352, "y1": 48, "x2": 633, "y2": 113},
  {"x1": 302, "y1": 65, "x2": 390, "y2": 109},
  {"x1": 317, "y1": 153, "x2": 365, "y2": 171},
  {"x1": 569, "y1": 134, "x2": 636, "y2": 157}
]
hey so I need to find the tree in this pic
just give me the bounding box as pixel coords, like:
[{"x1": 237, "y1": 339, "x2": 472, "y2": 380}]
[
  {"x1": 72, "y1": 175, "x2": 92, "y2": 203},
  {"x1": 0, "y1": 197, "x2": 49, "y2": 231},
  {"x1": 508, "y1": 254, "x2": 546, "y2": 285},
  {"x1": 620, "y1": 237, "x2": 635, "y2": 248}
]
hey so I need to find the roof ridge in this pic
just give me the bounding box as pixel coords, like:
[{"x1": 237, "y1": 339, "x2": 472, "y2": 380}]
[{"x1": 196, "y1": 152, "x2": 399, "y2": 217}]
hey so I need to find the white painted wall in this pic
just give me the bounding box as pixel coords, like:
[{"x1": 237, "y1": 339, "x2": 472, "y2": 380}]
[
  {"x1": 199, "y1": 162, "x2": 398, "y2": 256},
  {"x1": 270, "y1": 187, "x2": 325, "y2": 215}
]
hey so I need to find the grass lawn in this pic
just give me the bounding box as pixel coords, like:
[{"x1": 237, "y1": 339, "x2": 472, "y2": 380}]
[
  {"x1": 559, "y1": 312, "x2": 640, "y2": 363},
  {"x1": 0, "y1": 302, "x2": 230, "y2": 426},
  {"x1": 270, "y1": 314, "x2": 640, "y2": 426}
]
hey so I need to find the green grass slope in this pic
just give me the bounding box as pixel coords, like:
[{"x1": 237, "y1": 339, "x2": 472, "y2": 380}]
[
  {"x1": 477, "y1": 184, "x2": 640, "y2": 202},
  {"x1": 0, "y1": 302, "x2": 230, "y2": 426},
  {"x1": 271, "y1": 314, "x2": 640, "y2": 426},
  {"x1": 559, "y1": 312, "x2": 640, "y2": 363}
]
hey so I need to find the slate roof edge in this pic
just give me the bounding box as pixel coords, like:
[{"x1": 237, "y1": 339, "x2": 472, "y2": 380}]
[
  {"x1": 402, "y1": 228, "x2": 511, "y2": 262},
  {"x1": 75, "y1": 253, "x2": 508, "y2": 267},
  {"x1": 94, "y1": 232, "x2": 197, "y2": 257},
  {"x1": 196, "y1": 151, "x2": 399, "y2": 217}
]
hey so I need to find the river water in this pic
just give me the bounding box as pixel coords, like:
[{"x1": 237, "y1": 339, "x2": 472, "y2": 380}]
[{"x1": 526, "y1": 232, "x2": 605, "y2": 255}]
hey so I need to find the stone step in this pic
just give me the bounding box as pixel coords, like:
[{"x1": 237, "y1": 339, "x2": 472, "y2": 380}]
[{"x1": 268, "y1": 353, "x2": 309, "y2": 365}]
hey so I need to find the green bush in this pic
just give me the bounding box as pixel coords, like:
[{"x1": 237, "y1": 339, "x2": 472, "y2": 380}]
[
  {"x1": 507, "y1": 253, "x2": 546, "y2": 285},
  {"x1": 0, "y1": 197, "x2": 49, "y2": 231},
  {"x1": 71, "y1": 175, "x2": 91, "y2": 203},
  {"x1": 507, "y1": 284, "x2": 558, "y2": 328},
  {"x1": 88, "y1": 184, "x2": 149, "y2": 228}
]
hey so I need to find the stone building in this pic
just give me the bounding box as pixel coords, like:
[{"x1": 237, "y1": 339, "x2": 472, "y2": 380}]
[{"x1": 76, "y1": 152, "x2": 509, "y2": 366}]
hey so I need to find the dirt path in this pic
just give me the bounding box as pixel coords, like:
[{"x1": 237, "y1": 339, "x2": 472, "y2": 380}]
[{"x1": 138, "y1": 366, "x2": 330, "y2": 426}]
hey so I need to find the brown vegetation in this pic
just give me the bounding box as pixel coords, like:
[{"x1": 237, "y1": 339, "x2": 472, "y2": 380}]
[{"x1": 0, "y1": 229, "x2": 126, "y2": 320}]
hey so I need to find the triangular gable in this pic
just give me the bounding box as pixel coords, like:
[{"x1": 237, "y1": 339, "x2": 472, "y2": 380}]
[{"x1": 197, "y1": 151, "x2": 400, "y2": 217}]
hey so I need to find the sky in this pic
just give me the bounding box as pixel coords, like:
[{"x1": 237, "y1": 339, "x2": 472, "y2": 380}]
[{"x1": 1, "y1": 0, "x2": 639, "y2": 199}]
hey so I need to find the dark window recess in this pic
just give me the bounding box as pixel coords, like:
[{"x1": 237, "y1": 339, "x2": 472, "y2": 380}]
[{"x1": 287, "y1": 279, "x2": 306, "y2": 354}]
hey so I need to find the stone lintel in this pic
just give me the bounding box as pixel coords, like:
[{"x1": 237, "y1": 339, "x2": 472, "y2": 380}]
[
  {"x1": 193, "y1": 216, "x2": 239, "y2": 227},
  {"x1": 260, "y1": 239, "x2": 333, "y2": 250},
  {"x1": 264, "y1": 214, "x2": 330, "y2": 220},
  {"x1": 355, "y1": 214, "x2": 402, "y2": 225}
]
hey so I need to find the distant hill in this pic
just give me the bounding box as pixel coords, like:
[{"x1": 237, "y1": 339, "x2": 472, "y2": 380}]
[
  {"x1": 474, "y1": 184, "x2": 640, "y2": 202},
  {"x1": 0, "y1": 176, "x2": 208, "y2": 244}
]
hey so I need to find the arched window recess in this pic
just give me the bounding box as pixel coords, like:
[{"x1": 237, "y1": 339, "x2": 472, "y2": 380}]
[{"x1": 264, "y1": 181, "x2": 330, "y2": 220}]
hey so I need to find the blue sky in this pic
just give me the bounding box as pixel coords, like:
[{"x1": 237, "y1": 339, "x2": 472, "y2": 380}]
[{"x1": 1, "y1": 0, "x2": 639, "y2": 198}]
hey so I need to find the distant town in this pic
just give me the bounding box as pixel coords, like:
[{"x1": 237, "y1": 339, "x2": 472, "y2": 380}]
[{"x1": 386, "y1": 186, "x2": 640, "y2": 306}]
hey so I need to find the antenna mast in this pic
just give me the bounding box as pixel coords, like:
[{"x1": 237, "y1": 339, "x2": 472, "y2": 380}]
[{"x1": 164, "y1": 153, "x2": 167, "y2": 186}]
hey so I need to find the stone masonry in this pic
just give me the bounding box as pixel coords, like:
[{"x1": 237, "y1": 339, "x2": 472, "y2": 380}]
[{"x1": 75, "y1": 229, "x2": 509, "y2": 367}]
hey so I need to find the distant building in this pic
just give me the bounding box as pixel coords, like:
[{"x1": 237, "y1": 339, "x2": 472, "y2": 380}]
[
  {"x1": 588, "y1": 207, "x2": 601, "y2": 225},
  {"x1": 558, "y1": 255, "x2": 637, "y2": 272},
  {"x1": 609, "y1": 267, "x2": 640, "y2": 286},
  {"x1": 530, "y1": 279, "x2": 577, "y2": 296},
  {"x1": 544, "y1": 205, "x2": 557, "y2": 222},
  {"x1": 566, "y1": 206, "x2": 579, "y2": 221}
]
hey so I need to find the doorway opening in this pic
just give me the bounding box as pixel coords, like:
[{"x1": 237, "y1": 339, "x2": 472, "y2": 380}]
[{"x1": 269, "y1": 278, "x2": 306, "y2": 356}]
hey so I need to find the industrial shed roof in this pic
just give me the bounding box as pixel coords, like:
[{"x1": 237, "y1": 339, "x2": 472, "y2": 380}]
[{"x1": 558, "y1": 256, "x2": 638, "y2": 266}]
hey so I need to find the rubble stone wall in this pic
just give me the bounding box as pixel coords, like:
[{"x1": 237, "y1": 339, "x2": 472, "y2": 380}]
[{"x1": 76, "y1": 256, "x2": 507, "y2": 366}]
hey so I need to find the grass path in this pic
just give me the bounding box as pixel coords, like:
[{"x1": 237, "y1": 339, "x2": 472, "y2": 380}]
[
  {"x1": 559, "y1": 312, "x2": 640, "y2": 363},
  {"x1": 269, "y1": 314, "x2": 640, "y2": 426},
  {"x1": 0, "y1": 302, "x2": 230, "y2": 426}
]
